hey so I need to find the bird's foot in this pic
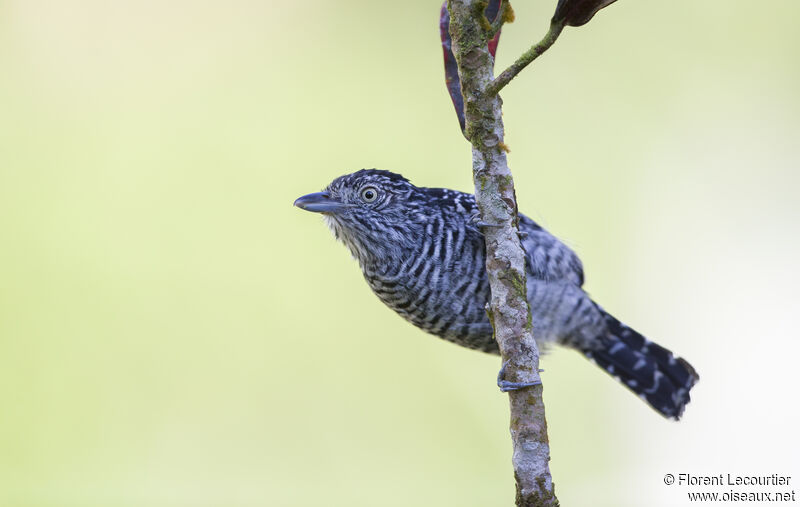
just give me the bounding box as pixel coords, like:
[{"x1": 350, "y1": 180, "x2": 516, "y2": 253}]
[
  {"x1": 468, "y1": 213, "x2": 525, "y2": 236},
  {"x1": 476, "y1": 221, "x2": 503, "y2": 228},
  {"x1": 497, "y1": 361, "x2": 543, "y2": 392},
  {"x1": 469, "y1": 212, "x2": 503, "y2": 229}
]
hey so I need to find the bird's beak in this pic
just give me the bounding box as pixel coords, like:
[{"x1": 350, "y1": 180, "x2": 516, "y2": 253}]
[{"x1": 293, "y1": 191, "x2": 346, "y2": 214}]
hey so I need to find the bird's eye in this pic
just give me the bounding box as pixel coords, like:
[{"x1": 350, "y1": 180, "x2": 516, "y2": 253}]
[{"x1": 360, "y1": 186, "x2": 378, "y2": 203}]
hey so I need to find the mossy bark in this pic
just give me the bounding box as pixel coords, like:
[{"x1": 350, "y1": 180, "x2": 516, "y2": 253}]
[{"x1": 447, "y1": 1, "x2": 558, "y2": 505}]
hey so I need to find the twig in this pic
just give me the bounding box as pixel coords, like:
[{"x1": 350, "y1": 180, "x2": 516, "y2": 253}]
[
  {"x1": 447, "y1": 0, "x2": 558, "y2": 505},
  {"x1": 487, "y1": 20, "x2": 565, "y2": 96}
]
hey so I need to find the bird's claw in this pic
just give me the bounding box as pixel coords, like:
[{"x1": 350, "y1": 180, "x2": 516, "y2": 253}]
[
  {"x1": 497, "y1": 361, "x2": 543, "y2": 392},
  {"x1": 469, "y1": 212, "x2": 502, "y2": 229}
]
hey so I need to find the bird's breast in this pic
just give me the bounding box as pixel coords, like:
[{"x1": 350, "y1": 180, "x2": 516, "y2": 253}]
[{"x1": 360, "y1": 228, "x2": 494, "y2": 348}]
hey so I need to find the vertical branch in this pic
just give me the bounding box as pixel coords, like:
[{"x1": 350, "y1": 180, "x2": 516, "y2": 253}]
[{"x1": 446, "y1": 1, "x2": 557, "y2": 505}]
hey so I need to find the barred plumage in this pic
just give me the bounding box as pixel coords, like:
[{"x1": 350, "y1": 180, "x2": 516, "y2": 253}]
[{"x1": 295, "y1": 169, "x2": 699, "y2": 419}]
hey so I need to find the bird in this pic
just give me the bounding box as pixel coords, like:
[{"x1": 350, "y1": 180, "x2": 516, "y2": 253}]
[{"x1": 294, "y1": 169, "x2": 699, "y2": 419}]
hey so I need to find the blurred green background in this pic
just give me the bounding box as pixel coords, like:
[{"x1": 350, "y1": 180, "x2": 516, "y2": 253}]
[{"x1": 1, "y1": 1, "x2": 798, "y2": 506}]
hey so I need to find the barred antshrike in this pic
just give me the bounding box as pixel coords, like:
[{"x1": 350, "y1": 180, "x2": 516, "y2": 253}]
[{"x1": 294, "y1": 169, "x2": 699, "y2": 419}]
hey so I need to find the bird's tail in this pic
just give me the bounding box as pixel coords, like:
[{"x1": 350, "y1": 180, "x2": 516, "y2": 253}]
[{"x1": 580, "y1": 307, "x2": 699, "y2": 420}]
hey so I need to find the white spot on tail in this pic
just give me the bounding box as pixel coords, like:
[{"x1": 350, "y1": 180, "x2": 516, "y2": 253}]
[
  {"x1": 608, "y1": 342, "x2": 625, "y2": 355},
  {"x1": 644, "y1": 370, "x2": 664, "y2": 394},
  {"x1": 672, "y1": 388, "x2": 687, "y2": 406}
]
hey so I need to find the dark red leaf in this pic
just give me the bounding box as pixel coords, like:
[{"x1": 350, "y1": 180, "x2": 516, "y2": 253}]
[
  {"x1": 440, "y1": 0, "x2": 504, "y2": 133},
  {"x1": 440, "y1": 3, "x2": 465, "y2": 132},
  {"x1": 485, "y1": 0, "x2": 503, "y2": 58},
  {"x1": 552, "y1": 0, "x2": 618, "y2": 27}
]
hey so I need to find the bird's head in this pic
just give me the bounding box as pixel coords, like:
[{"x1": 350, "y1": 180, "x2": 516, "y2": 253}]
[{"x1": 294, "y1": 169, "x2": 424, "y2": 265}]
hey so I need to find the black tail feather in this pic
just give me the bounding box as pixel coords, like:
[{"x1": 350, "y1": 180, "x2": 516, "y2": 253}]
[{"x1": 582, "y1": 308, "x2": 699, "y2": 420}]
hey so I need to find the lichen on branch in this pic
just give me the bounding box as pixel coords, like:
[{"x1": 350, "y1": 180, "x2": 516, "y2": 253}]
[{"x1": 446, "y1": 0, "x2": 558, "y2": 504}]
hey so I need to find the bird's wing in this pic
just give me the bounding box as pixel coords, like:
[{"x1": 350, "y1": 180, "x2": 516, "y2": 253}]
[
  {"x1": 440, "y1": 190, "x2": 584, "y2": 285},
  {"x1": 519, "y1": 214, "x2": 585, "y2": 286}
]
